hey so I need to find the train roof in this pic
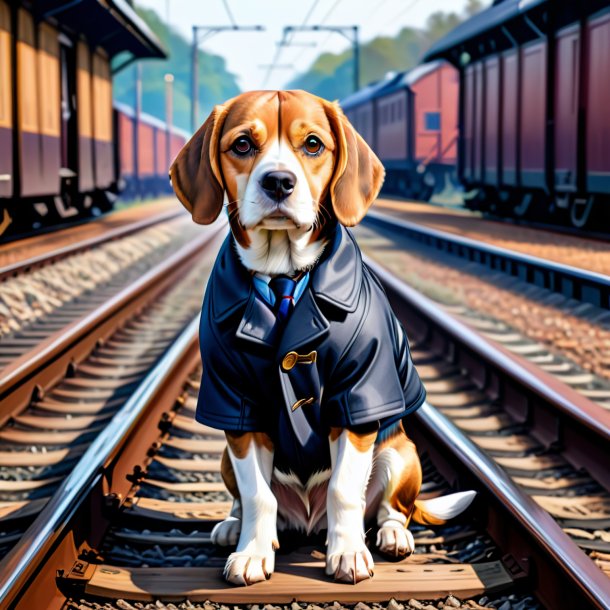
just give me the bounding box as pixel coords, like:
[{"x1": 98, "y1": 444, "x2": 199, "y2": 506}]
[
  {"x1": 378, "y1": 61, "x2": 446, "y2": 97},
  {"x1": 114, "y1": 102, "x2": 190, "y2": 138},
  {"x1": 340, "y1": 60, "x2": 447, "y2": 109},
  {"x1": 35, "y1": 0, "x2": 166, "y2": 62},
  {"x1": 423, "y1": 0, "x2": 546, "y2": 63},
  {"x1": 340, "y1": 75, "x2": 398, "y2": 110}
]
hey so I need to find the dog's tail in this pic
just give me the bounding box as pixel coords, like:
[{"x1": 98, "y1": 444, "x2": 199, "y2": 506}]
[{"x1": 411, "y1": 490, "x2": 476, "y2": 526}]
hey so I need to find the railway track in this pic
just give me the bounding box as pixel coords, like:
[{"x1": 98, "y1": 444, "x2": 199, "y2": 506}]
[
  {"x1": 0, "y1": 216, "x2": 225, "y2": 562},
  {"x1": 0, "y1": 256, "x2": 608, "y2": 610},
  {"x1": 0, "y1": 211, "x2": 200, "y2": 379},
  {"x1": 363, "y1": 209, "x2": 610, "y2": 310},
  {"x1": 0, "y1": 202, "x2": 183, "y2": 280}
]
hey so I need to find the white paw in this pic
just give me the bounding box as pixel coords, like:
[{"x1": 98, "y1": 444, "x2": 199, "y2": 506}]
[
  {"x1": 326, "y1": 546, "x2": 374, "y2": 583},
  {"x1": 223, "y1": 551, "x2": 275, "y2": 586},
  {"x1": 376, "y1": 520, "x2": 415, "y2": 557},
  {"x1": 211, "y1": 516, "x2": 241, "y2": 547}
]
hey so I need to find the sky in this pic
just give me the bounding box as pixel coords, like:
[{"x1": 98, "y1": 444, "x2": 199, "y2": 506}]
[{"x1": 136, "y1": 0, "x2": 483, "y2": 91}]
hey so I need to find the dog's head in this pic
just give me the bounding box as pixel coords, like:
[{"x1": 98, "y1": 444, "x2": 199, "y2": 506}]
[{"x1": 170, "y1": 90, "x2": 384, "y2": 275}]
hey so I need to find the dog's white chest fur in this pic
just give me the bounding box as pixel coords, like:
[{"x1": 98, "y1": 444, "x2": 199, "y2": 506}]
[{"x1": 271, "y1": 469, "x2": 331, "y2": 534}]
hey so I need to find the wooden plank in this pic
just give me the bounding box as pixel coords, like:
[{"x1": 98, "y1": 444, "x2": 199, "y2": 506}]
[
  {"x1": 154, "y1": 457, "x2": 221, "y2": 472},
  {"x1": 0, "y1": 498, "x2": 48, "y2": 521},
  {"x1": 83, "y1": 560, "x2": 513, "y2": 603},
  {"x1": 126, "y1": 497, "x2": 231, "y2": 522},
  {"x1": 533, "y1": 496, "x2": 610, "y2": 521},
  {"x1": 472, "y1": 435, "x2": 541, "y2": 453},
  {"x1": 14, "y1": 412, "x2": 111, "y2": 430},
  {"x1": 164, "y1": 437, "x2": 226, "y2": 454},
  {"x1": 514, "y1": 476, "x2": 590, "y2": 491},
  {"x1": 0, "y1": 476, "x2": 61, "y2": 491},
  {"x1": 495, "y1": 454, "x2": 567, "y2": 472},
  {"x1": 0, "y1": 426, "x2": 103, "y2": 444},
  {"x1": 452, "y1": 415, "x2": 513, "y2": 432},
  {"x1": 170, "y1": 415, "x2": 225, "y2": 437},
  {"x1": 428, "y1": 391, "x2": 488, "y2": 408},
  {"x1": 143, "y1": 479, "x2": 226, "y2": 493},
  {"x1": 0, "y1": 445, "x2": 85, "y2": 466}
]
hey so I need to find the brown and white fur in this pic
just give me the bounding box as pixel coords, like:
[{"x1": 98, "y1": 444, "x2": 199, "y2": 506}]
[{"x1": 170, "y1": 90, "x2": 474, "y2": 586}]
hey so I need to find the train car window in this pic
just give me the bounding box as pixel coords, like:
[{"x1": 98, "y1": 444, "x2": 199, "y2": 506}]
[
  {"x1": 38, "y1": 23, "x2": 60, "y2": 138},
  {"x1": 0, "y1": 1, "x2": 10, "y2": 130},
  {"x1": 424, "y1": 111, "x2": 441, "y2": 131},
  {"x1": 17, "y1": 10, "x2": 38, "y2": 133},
  {"x1": 77, "y1": 43, "x2": 92, "y2": 140},
  {"x1": 92, "y1": 51, "x2": 112, "y2": 142}
]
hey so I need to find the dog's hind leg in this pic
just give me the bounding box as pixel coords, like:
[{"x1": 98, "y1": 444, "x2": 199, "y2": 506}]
[
  {"x1": 366, "y1": 422, "x2": 422, "y2": 558},
  {"x1": 210, "y1": 448, "x2": 242, "y2": 546},
  {"x1": 326, "y1": 427, "x2": 376, "y2": 584},
  {"x1": 220, "y1": 432, "x2": 278, "y2": 586}
]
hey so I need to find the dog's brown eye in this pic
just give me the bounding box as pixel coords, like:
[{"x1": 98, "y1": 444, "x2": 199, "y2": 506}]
[
  {"x1": 304, "y1": 135, "x2": 324, "y2": 156},
  {"x1": 231, "y1": 137, "x2": 253, "y2": 156}
]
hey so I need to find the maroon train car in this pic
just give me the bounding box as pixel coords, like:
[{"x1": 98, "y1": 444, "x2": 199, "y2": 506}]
[
  {"x1": 425, "y1": 0, "x2": 610, "y2": 229},
  {"x1": 341, "y1": 61, "x2": 459, "y2": 201},
  {"x1": 0, "y1": 0, "x2": 165, "y2": 240},
  {"x1": 114, "y1": 102, "x2": 188, "y2": 199}
]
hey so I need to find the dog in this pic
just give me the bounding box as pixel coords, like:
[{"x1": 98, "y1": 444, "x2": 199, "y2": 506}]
[{"x1": 170, "y1": 90, "x2": 474, "y2": 586}]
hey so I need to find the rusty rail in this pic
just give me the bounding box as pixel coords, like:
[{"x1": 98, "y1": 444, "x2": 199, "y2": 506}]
[
  {"x1": 0, "y1": 222, "x2": 226, "y2": 424},
  {"x1": 0, "y1": 208, "x2": 183, "y2": 282}
]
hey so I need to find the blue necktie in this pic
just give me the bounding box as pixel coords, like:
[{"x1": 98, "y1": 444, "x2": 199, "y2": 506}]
[{"x1": 269, "y1": 276, "x2": 297, "y2": 324}]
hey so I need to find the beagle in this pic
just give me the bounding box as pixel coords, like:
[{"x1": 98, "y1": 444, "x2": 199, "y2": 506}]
[{"x1": 170, "y1": 90, "x2": 474, "y2": 586}]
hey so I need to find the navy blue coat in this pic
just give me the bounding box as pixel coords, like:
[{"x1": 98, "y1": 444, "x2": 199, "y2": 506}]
[{"x1": 196, "y1": 224, "x2": 426, "y2": 480}]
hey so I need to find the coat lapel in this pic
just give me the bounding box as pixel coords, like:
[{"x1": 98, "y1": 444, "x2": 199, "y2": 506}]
[
  {"x1": 235, "y1": 291, "x2": 278, "y2": 348},
  {"x1": 277, "y1": 287, "x2": 330, "y2": 356}
]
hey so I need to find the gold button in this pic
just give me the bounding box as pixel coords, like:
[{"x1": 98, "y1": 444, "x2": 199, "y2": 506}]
[
  {"x1": 282, "y1": 352, "x2": 299, "y2": 371},
  {"x1": 292, "y1": 397, "x2": 315, "y2": 411},
  {"x1": 282, "y1": 350, "x2": 317, "y2": 371}
]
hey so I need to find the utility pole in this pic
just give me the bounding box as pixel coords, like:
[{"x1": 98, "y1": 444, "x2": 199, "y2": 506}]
[
  {"x1": 164, "y1": 73, "x2": 174, "y2": 171},
  {"x1": 134, "y1": 62, "x2": 142, "y2": 197},
  {"x1": 283, "y1": 25, "x2": 360, "y2": 92},
  {"x1": 191, "y1": 25, "x2": 265, "y2": 132}
]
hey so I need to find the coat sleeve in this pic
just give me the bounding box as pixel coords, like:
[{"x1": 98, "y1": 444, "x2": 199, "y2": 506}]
[{"x1": 323, "y1": 274, "x2": 426, "y2": 429}]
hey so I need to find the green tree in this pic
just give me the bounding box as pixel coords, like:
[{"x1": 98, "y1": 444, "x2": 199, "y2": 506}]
[
  {"x1": 287, "y1": 2, "x2": 487, "y2": 100},
  {"x1": 113, "y1": 6, "x2": 241, "y2": 132}
]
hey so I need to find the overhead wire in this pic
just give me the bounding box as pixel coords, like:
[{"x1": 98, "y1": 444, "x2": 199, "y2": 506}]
[
  {"x1": 263, "y1": 0, "x2": 320, "y2": 87},
  {"x1": 221, "y1": 0, "x2": 237, "y2": 27},
  {"x1": 292, "y1": 0, "x2": 345, "y2": 76}
]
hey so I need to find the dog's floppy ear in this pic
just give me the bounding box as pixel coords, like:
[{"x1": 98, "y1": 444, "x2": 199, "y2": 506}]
[
  {"x1": 170, "y1": 105, "x2": 228, "y2": 224},
  {"x1": 324, "y1": 100, "x2": 385, "y2": 226}
]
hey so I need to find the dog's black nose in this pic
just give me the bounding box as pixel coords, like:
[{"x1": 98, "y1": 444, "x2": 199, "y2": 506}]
[{"x1": 260, "y1": 171, "x2": 296, "y2": 201}]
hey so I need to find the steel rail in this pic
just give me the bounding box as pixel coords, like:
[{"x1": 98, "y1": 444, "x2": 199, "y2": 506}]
[
  {"x1": 0, "y1": 316, "x2": 200, "y2": 608},
  {"x1": 364, "y1": 209, "x2": 610, "y2": 309},
  {"x1": 0, "y1": 208, "x2": 184, "y2": 282}
]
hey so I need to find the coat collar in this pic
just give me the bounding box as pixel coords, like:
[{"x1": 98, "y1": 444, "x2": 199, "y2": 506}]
[
  {"x1": 209, "y1": 225, "x2": 363, "y2": 351},
  {"x1": 210, "y1": 224, "x2": 363, "y2": 324}
]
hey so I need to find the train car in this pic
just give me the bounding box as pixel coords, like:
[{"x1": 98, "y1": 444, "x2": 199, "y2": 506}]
[
  {"x1": 340, "y1": 61, "x2": 459, "y2": 201},
  {"x1": 114, "y1": 102, "x2": 189, "y2": 199},
  {"x1": 424, "y1": 0, "x2": 610, "y2": 229},
  {"x1": 341, "y1": 78, "x2": 393, "y2": 148},
  {"x1": 0, "y1": 0, "x2": 165, "y2": 238}
]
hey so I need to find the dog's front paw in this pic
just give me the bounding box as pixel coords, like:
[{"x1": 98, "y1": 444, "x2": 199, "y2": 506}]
[
  {"x1": 376, "y1": 520, "x2": 415, "y2": 557},
  {"x1": 223, "y1": 551, "x2": 275, "y2": 585},
  {"x1": 211, "y1": 516, "x2": 241, "y2": 546},
  {"x1": 326, "y1": 546, "x2": 374, "y2": 584}
]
